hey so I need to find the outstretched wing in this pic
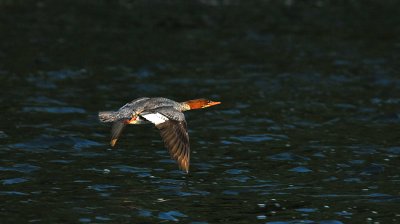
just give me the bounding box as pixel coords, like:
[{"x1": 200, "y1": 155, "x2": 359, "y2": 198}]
[
  {"x1": 156, "y1": 120, "x2": 190, "y2": 172},
  {"x1": 140, "y1": 107, "x2": 190, "y2": 173},
  {"x1": 110, "y1": 121, "x2": 126, "y2": 147}
]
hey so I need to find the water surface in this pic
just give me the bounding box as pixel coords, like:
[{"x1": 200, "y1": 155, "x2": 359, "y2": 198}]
[{"x1": 1, "y1": 1, "x2": 399, "y2": 223}]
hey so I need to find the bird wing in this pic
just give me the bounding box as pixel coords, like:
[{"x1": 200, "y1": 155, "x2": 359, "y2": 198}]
[
  {"x1": 110, "y1": 120, "x2": 126, "y2": 147},
  {"x1": 140, "y1": 107, "x2": 190, "y2": 173},
  {"x1": 115, "y1": 97, "x2": 151, "y2": 120}
]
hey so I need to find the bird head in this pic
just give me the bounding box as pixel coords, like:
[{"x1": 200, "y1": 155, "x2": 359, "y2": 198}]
[{"x1": 185, "y1": 98, "x2": 221, "y2": 110}]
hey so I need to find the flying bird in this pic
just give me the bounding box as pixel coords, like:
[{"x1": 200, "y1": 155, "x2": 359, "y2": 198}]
[{"x1": 98, "y1": 97, "x2": 221, "y2": 173}]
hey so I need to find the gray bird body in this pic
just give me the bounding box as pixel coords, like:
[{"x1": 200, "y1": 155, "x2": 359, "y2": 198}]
[
  {"x1": 98, "y1": 97, "x2": 220, "y2": 173},
  {"x1": 98, "y1": 97, "x2": 188, "y2": 122}
]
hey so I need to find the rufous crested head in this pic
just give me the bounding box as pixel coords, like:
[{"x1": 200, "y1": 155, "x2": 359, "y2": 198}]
[{"x1": 184, "y1": 98, "x2": 221, "y2": 110}]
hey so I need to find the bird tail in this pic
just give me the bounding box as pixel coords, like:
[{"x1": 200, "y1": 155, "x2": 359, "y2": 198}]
[{"x1": 98, "y1": 111, "x2": 118, "y2": 122}]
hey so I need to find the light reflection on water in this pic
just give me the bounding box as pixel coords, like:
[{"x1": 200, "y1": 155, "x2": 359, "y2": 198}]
[{"x1": 2, "y1": 76, "x2": 399, "y2": 223}]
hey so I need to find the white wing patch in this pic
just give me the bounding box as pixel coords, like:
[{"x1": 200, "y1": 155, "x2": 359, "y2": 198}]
[{"x1": 141, "y1": 112, "x2": 169, "y2": 125}]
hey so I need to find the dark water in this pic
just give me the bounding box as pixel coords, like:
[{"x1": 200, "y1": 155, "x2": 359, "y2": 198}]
[{"x1": 1, "y1": 1, "x2": 400, "y2": 223}]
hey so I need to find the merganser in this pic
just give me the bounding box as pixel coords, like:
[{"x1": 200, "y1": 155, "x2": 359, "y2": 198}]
[{"x1": 98, "y1": 97, "x2": 221, "y2": 173}]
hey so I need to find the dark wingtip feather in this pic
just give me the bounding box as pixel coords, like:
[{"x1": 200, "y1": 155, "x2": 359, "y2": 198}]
[
  {"x1": 156, "y1": 120, "x2": 190, "y2": 173},
  {"x1": 110, "y1": 121, "x2": 126, "y2": 147}
]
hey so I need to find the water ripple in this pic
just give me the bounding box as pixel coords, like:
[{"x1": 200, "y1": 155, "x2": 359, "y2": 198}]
[
  {"x1": 158, "y1": 211, "x2": 187, "y2": 221},
  {"x1": 0, "y1": 164, "x2": 40, "y2": 173},
  {"x1": 385, "y1": 146, "x2": 400, "y2": 154},
  {"x1": 360, "y1": 164, "x2": 385, "y2": 175},
  {"x1": 295, "y1": 208, "x2": 318, "y2": 213},
  {"x1": 266, "y1": 220, "x2": 315, "y2": 224},
  {"x1": 9, "y1": 135, "x2": 102, "y2": 152},
  {"x1": 289, "y1": 166, "x2": 312, "y2": 173},
  {"x1": 0, "y1": 131, "x2": 9, "y2": 139},
  {"x1": 88, "y1": 184, "x2": 119, "y2": 192},
  {"x1": 111, "y1": 165, "x2": 151, "y2": 174},
  {"x1": 0, "y1": 191, "x2": 29, "y2": 196},
  {"x1": 1, "y1": 177, "x2": 29, "y2": 185},
  {"x1": 268, "y1": 152, "x2": 310, "y2": 161},
  {"x1": 225, "y1": 169, "x2": 249, "y2": 175},
  {"x1": 27, "y1": 96, "x2": 65, "y2": 105},
  {"x1": 231, "y1": 133, "x2": 288, "y2": 143},
  {"x1": 22, "y1": 106, "x2": 86, "y2": 114}
]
